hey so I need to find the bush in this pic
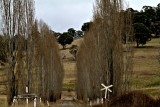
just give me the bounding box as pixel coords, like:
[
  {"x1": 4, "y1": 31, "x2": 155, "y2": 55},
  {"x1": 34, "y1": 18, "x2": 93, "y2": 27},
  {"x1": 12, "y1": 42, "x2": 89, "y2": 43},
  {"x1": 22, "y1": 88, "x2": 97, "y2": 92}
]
[{"x1": 110, "y1": 91, "x2": 156, "y2": 107}]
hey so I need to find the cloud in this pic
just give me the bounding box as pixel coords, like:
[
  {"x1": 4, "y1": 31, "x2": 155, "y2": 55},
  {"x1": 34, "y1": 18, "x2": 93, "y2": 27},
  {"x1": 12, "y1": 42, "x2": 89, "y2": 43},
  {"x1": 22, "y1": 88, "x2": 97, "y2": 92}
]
[
  {"x1": 126, "y1": 0, "x2": 160, "y2": 10},
  {"x1": 35, "y1": 0, "x2": 159, "y2": 32},
  {"x1": 35, "y1": 0, "x2": 94, "y2": 32}
]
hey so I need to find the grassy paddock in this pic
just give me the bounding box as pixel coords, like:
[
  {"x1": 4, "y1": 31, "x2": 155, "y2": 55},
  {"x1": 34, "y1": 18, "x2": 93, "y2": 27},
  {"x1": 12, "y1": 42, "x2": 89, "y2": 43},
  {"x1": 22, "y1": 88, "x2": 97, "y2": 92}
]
[
  {"x1": 130, "y1": 38, "x2": 160, "y2": 97},
  {"x1": 0, "y1": 38, "x2": 159, "y2": 106},
  {"x1": 61, "y1": 38, "x2": 160, "y2": 98}
]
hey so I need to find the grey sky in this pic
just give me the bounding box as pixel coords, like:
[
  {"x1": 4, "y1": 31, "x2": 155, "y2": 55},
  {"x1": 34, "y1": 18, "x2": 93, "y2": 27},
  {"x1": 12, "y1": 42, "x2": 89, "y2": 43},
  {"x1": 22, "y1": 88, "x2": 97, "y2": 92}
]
[
  {"x1": 1, "y1": 0, "x2": 159, "y2": 34},
  {"x1": 35, "y1": 0, "x2": 95, "y2": 33},
  {"x1": 35, "y1": 0, "x2": 159, "y2": 33},
  {"x1": 127, "y1": 0, "x2": 160, "y2": 11}
]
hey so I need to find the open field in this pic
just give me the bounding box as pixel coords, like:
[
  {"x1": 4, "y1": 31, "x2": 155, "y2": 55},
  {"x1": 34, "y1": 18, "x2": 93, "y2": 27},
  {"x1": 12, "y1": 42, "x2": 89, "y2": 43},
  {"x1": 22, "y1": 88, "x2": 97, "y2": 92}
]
[
  {"x1": 61, "y1": 38, "x2": 160, "y2": 98},
  {"x1": 61, "y1": 37, "x2": 160, "y2": 106},
  {"x1": 130, "y1": 38, "x2": 160, "y2": 97},
  {"x1": 61, "y1": 38, "x2": 160, "y2": 93},
  {"x1": 0, "y1": 38, "x2": 159, "y2": 106}
]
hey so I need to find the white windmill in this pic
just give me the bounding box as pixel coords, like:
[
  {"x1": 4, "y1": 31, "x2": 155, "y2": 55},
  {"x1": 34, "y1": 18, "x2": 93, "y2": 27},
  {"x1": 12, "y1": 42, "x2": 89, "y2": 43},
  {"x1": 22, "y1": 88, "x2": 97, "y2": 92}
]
[{"x1": 100, "y1": 83, "x2": 113, "y2": 99}]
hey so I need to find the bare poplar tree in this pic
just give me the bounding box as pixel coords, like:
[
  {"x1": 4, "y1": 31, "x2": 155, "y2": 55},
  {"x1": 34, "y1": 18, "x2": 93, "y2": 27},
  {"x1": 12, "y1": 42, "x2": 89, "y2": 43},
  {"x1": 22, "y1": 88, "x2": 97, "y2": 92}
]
[
  {"x1": 1, "y1": 0, "x2": 64, "y2": 105},
  {"x1": 0, "y1": 0, "x2": 35, "y2": 105},
  {"x1": 35, "y1": 20, "x2": 64, "y2": 102},
  {"x1": 77, "y1": 0, "x2": 133, "y2": 100},
  {"x1": 120, "y1": 8, "x2": 134, "y2": 92}
]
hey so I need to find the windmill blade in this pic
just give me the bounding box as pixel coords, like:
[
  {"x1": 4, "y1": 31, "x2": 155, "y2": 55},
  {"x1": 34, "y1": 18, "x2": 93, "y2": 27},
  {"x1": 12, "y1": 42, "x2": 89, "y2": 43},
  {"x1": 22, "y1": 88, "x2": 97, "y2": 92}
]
[
  {"x1": 100, "y1": 88, "x2": 106, "y2": 91},
  {"x1": 108, "y1": 89, "x2": 112, "y2": 92},
  {"x1": 101, "y1": 83, "x2": 107, "y2": 88},
  {"x1": 108, "y1": 85, "x2": 113, "y2": 88}
]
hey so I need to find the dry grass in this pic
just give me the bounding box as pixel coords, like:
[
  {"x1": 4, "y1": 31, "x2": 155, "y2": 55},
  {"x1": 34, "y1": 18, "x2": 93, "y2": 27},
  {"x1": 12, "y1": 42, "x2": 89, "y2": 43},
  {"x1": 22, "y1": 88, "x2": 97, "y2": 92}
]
[
  {"x1": 0, "y1": 95, "x2": 7, "y2": 106},
  {"x1": 130, "y1": 38, "x2": 160, "y2": 97},
  {"x1": 58, "y1": 38, "x2": 83, "y2": 49},
  {"x1": 60, "y1": 38, "x2": 82, "y2": 91},
  {"x1": 61, "y1": 38, "x2": 160, "y2": 98},
  {"x1": 0, "y1": 38, "x2": 159, "y2": 106},
  {"x1": 109, "y1": 91, "x2": 159, "y2": 107}
]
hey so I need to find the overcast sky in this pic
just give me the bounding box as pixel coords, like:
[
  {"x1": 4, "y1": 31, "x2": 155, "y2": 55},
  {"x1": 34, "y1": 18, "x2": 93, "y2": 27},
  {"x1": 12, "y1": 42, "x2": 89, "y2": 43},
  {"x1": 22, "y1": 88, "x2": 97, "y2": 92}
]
[{"x1": 32, "y1": 0, "x2": 160, "y2": 33}]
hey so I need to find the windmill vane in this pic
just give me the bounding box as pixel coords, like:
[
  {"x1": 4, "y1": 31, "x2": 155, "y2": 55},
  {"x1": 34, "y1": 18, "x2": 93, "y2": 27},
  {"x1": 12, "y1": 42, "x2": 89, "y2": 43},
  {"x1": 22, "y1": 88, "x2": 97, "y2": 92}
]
[{"x1": 100, "y1": 83, "x2": 113, "y2": 99}]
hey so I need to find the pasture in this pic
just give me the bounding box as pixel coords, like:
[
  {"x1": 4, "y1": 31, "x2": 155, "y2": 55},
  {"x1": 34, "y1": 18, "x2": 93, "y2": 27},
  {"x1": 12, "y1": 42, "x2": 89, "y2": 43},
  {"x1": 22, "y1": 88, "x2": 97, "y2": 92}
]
[
  {"x1": 62, "y1": 38, "x2": 160, "y2": 98},
  {"x1": 131, "y1": 38, "x2": 160, "y2": 97},
  {"x1": 0, "y1": 38, "x2": 159, "y2": 106}
]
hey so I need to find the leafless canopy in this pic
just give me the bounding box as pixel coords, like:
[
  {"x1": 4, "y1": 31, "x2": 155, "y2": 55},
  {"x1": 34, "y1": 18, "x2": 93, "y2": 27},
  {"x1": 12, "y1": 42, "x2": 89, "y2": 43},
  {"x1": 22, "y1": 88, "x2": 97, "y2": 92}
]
[
  {"x1": 0, "y1": 0, "x2": 64, "y2": 104},
  {"x1": 77, "y1": 0, "x2": 133, "y2": 100}
]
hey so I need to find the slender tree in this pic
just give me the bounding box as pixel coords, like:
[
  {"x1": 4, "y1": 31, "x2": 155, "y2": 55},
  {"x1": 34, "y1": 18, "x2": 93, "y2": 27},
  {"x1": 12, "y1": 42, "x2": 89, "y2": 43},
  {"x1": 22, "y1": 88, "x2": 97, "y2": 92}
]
[
  {"x1": 0, "y1": 0, "x2": 64, "y2": 105},
  {"x1": 37, "y1": 20, "x2": 64, "y2": 102},
  {"x1": 77, "y1": 0, "x2": 133, "y2": 100},
  {"x1": 0, "y1": 0, "x2": 35, "y2": 104}
]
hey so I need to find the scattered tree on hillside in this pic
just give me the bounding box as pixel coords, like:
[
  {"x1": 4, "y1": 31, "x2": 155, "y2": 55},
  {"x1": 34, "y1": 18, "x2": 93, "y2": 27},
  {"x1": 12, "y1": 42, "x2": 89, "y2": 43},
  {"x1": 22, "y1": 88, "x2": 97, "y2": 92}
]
[
  {"x1": 129, "y1": 3, "x2": 160, "y2": 46},
  {"x1": 69, "y1": 45, "x2": 78, "y2": 59},
  {"x1": 133, "y1": 23, "x2": 151, "y2": 47},
  {"x1": 150, "y1": 21, "x2": 160, "y2": 37},
  {"x1": 129, "y1": 3, "x2": 160, "y2": 45},
  {"x1": 133, "y1": 13, "x2": 148, "y2": 25},
  {"x1": 76, "y1": 30, "x2": 83, "y2": 37},
  {"x1": 81, "y1": 22, "x2": 93, "y2": 32},
  {"x1": 54, "y1": 32, "x2": 62, "y2": 38},
  {"x1": 142, "y1": 6, "x2": 156, "y2": 25},
  {"x1": 156, "y1": 3, "x2": 160, "y2": 21},
  {"x1": 58, "y1": 32, "x2": 73, "y2": 49},
  {"x1": 68, "y1": 28, "x2": 76, "y2": 37}
]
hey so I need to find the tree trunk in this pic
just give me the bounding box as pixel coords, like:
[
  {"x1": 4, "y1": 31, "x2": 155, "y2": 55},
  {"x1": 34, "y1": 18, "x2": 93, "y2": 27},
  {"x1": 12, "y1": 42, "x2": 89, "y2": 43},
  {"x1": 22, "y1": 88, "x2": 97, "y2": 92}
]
[
  {"x1": 62, "y1": 45, "x2": 65, "y2": 50},
  {"x1": 110, "y1": 49, "x2": 114, "y2": 96},
  {"x1": 7, "y1": 55, "x2": 16, "y2": 105},
  {"x1": 136, "y1": 39, "x2": 139, "y2": 48}
]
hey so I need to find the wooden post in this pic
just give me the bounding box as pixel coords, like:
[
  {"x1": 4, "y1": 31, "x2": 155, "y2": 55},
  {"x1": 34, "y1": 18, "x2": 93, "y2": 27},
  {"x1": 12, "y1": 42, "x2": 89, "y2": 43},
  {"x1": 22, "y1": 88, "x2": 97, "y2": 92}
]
[
  {"x1": 40, "y1": 97, "x2": 41, "y2": 103},
  {"x1": 26, "y1": 86, "x2": 28, "y2": 104},
  {"x1": 34, "y1": 97, "x2": 37, "y2": 107}
]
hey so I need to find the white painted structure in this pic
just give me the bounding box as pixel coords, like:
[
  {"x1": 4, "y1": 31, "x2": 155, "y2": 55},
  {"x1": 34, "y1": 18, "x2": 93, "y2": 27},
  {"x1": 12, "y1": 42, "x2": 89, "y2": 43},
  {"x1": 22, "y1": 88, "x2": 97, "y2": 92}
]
[
  {"x1": 40, "y1": 97, "x2": 42, "y2": 103},
  {"x1": 26, "y1": 86, "x2": 29, "y2": 104},
  {"x1": 100, "y1": 83, "x2": 113, "y2": 99},
  {"x1": 34, "y1": 98, "x2": 37, "y2": 107}
]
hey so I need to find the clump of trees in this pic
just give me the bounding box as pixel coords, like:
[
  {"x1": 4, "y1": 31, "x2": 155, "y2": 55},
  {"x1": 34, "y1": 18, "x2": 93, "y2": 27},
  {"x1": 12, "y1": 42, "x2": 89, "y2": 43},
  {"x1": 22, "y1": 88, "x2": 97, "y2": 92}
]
[
  {"x1": 81, "y1": 22, "x2": 93, "y2": 33},
  {"x1": 130, "y1": 3, "x2": 160, "y2": 47},
  {"x1": 133, "y1": 23, "x2": 151, "y2": 47},
  {"x1": 0, "y1": 0, "x2": 64, "y2": 105},
  {"x1": 77, "y1": 0, "x2": 133, "y2": 101},
  {"x1": 55, "y1": 28, "x2": 83, "y2": 49},
  {"x1": 82, "y1": 3, "x2": 160, "y2": 47}
]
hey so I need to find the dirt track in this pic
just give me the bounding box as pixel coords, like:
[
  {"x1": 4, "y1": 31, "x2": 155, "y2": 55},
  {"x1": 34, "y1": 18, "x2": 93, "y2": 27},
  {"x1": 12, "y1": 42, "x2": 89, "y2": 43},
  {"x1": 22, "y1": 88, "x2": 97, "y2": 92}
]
[
  {"x1": 57, "y1": 99, "x2": 84, "y2": 107},
  {"x1": 57, "y1": 91, "x2": 87, "y2": 107}
]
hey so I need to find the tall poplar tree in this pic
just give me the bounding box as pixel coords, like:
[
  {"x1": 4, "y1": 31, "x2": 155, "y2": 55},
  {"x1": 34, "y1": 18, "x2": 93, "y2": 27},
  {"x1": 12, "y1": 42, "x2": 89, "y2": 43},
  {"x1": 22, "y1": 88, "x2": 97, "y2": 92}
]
[{"x1": 77, "y1": 0, "x2": 133, "y2": 100}]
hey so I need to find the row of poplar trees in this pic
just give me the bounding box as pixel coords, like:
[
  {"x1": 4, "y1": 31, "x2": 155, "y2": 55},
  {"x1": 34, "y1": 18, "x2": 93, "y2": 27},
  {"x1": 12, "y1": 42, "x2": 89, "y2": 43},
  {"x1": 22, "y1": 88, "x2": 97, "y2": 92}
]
[
  {"x1": 0, "y1": 0, "x2": 64, "y2": 105},
  {"x1": 77, "y1": 0, "x2": 133, "y2": 100}
]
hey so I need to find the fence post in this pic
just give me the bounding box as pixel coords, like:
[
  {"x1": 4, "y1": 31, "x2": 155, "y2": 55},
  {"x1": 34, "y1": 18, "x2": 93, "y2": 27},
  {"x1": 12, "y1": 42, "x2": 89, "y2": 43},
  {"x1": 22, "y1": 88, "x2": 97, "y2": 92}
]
[
  {"x1": 26, "y1": 86, "x2": 29, "y2": 104},
  {"x1": 34, "y1": 97, "x2": 37, "y2": 107}
]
